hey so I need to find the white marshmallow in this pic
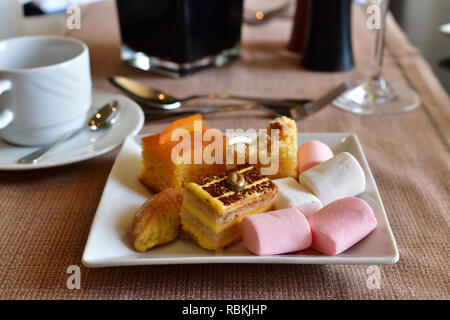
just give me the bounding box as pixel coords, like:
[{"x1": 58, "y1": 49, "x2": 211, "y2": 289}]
[
  {"x1": 272, "y1": 177, "x2": 323, "y2": 217},
  {"x1": 298, "y1": 152, "x2": 366, "y2": 205}
]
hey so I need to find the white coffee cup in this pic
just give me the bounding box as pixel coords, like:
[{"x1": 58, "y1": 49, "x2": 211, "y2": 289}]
[
  {"x1": 0, "y1": 36, "x2": 92, "y2": 146},
  {"x1": 0, "y1": 0, "x2": 24, "y2": 40}
]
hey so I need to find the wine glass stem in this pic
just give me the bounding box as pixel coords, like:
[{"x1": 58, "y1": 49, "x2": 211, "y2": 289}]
[{"x1": 370, "y1": 0, "x2": 389, "y2": 83}]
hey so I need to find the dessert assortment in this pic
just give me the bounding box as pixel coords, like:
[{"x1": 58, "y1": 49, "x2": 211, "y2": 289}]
[{"x1": 130, "y1": 115, "x2": 378, "y2": 256}]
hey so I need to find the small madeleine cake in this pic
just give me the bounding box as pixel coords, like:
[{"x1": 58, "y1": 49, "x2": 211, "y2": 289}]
[
  {"x1": 132, "y1": 188, "x2": 183, "y2": 252},
  {"x1": 139, "y1": 115, "x2": 227, "y2": 193},
  {"x1": 180, "y1": 165, "x2": 278, "y2": 251}
]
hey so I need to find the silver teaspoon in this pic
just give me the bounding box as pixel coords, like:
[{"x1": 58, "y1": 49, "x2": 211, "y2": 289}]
[
  {"x1": 17, "y1": 101, "x2": 119, "y2": 164},
  {"x1": 108, "y1": 76, "x2": 309, "y2": 110}
]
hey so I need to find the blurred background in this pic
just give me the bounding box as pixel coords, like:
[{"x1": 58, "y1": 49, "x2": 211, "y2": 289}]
[
  {"x1": 20, "y1": 0, "x2": 450, "y2": 93},
  {"x1": 390, "y1": 0, "x2": 450, "y2": 93}
]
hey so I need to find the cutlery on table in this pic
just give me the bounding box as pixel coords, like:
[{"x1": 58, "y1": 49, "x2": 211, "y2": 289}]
[
  {"x1": 17, "y1": 101, "x2": 120, "y2": 164},
  {"x1": 146, "y1": 83, "x2": 348, "y2": 121},
  {"x1": 244, "y1": 1, "x2": 293, "y2": 25},
  {"x1": 108, "y1": 76, "x2": 312, "y2": 110}
]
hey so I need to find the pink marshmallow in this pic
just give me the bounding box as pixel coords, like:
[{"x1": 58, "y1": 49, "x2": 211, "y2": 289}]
[
  {"x1": 241, "y1": 208, "x2": 312, "y2": 255},
  {"x1": 307, "y1": 197, "x2": 377, "y2": 256},
  {"x1": 297, "y1": 140, "x2": 334, "y2": 174}
]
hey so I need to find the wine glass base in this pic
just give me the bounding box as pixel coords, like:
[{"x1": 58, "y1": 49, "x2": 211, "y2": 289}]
[{"x1": 333, "y1": 80, "x2": 421, "y2": 115}]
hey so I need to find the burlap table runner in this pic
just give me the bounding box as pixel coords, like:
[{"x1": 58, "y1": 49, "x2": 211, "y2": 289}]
[{"x1": 0, "y1": 0, "x2": 448, "y2": 299}]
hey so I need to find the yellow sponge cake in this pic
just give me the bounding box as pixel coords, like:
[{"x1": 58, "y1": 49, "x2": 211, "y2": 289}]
[{"x1": 139, "y1": 115, "x2": 227, "y2": 193}]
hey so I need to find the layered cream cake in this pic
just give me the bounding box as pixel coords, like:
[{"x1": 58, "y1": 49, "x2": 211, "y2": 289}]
[{"x1": 180, "y1": 165, "x2": 278, "y2": 251}]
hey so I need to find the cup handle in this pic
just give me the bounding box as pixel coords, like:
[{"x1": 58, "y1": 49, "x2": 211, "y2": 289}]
[{"x1": 0, "y1": 80, "x2": 14, "y2": 129}]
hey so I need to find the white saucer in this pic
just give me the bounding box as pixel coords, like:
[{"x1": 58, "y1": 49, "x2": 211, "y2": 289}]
[{"x1": 0, "y1": 90, "x2": 144, "y2": 171}]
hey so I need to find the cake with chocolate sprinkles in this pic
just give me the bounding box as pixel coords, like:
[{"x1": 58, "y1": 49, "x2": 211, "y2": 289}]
[{"x1": 180, "y1": 165, "x2": 278, "y2": 251}]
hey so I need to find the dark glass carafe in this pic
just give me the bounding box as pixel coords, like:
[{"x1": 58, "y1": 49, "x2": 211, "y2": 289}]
[
  {"x1": 301, "y1": 0, "x2": 354, "y2": 72},
  {"x1": 115, "y1": 0, "x2": 243, "y2": 77}
]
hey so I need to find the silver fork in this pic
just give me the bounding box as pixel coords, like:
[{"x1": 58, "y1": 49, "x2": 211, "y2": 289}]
[{"x1": 145, "y1": 83, "x2": 348, "y2": 121}]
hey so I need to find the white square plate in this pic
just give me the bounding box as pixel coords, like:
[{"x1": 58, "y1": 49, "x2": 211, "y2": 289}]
[{"x1": 82, "y1": 133, "x2": 399, "y2": 267}]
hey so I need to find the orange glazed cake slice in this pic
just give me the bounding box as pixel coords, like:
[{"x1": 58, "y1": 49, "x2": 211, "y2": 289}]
[
  {"x1": 180, "y1": 165, "x2": 278, "y2": 251},
  {"x1": 139, "y1": 115, "x2": 227, "y2": 193}
]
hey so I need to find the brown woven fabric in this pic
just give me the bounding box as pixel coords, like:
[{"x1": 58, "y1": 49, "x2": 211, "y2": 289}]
[{"x1": 0, "y1": 1, "x2": 449, "y2": 300}]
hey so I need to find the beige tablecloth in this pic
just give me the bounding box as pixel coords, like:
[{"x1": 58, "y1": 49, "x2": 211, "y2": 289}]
[{"x1": 0, "y1": 0, "x2": 449, "y2": 300}]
